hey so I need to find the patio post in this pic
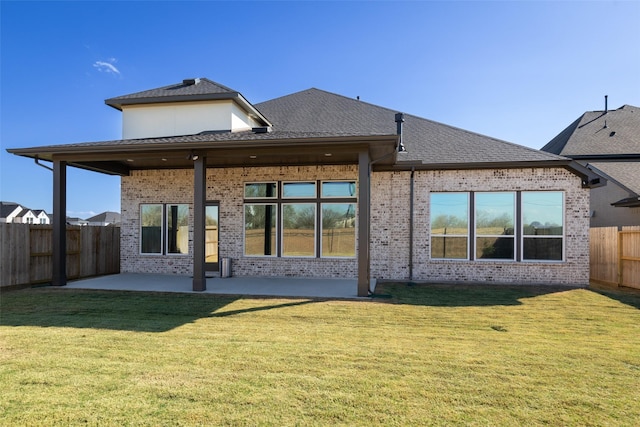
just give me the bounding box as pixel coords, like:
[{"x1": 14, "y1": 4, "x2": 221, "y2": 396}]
[
  {"x1": 52, "y1": 159, "x2": 67, "y2": 286},
  {"x1": 357, "y1": 150, "x2": 371, "y2": 297},
  {"x1": 193, "y1": 154, "x2": 207, "y2": 291}
]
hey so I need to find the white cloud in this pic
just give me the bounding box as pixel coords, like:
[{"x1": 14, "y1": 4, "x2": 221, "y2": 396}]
[{"x1": 93, "y1": 59, "x2": 121, "y2": 75}]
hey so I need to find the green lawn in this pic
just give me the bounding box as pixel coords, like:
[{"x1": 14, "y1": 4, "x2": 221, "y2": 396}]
[{"x1": 1, "y1": 283, "x2": 639, "y2": 426}]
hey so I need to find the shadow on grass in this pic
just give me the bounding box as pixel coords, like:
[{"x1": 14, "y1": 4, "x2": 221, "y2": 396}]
[
  {"x1": 588, "y1": 282, "x2": 640, "y2": 310},
  {"x1": 371, "y1": 281, "x2": 576, "y2": 307},
  {"x1": 0, "y1": 288, "x2": 317, "y2": 332}
]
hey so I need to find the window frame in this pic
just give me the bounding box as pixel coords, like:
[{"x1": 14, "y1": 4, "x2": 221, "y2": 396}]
[
  {"x1": 320, "y1": 202, "x2": 357, "y2": 258},
  {"x1": 242, "y1": 180, "x2": 357, "y2": 259},
  {"x1": 429, "y1": 192, "x2": 470, "y2": 260},
  {"x1": 429, "y1": 191, "x2": 565, "y2": 263},
  {"x1": 139, "y1": 203, "x2": 190, "y2": 256},
  {"x1": 165, "y1": 203, "x2": 190, "y2": 256},
  {"x1": 243, "y1": 203, "x2": 278, "y2": 257},
  {"x1": 140, "y1": 203, "x2": 164, "y2": 256},
  {"x1": 281, "y1": 202, "x2": 317, "y2": 258},
  {"x1": 521, "y1": 191, "x2": 565, "y2": 262},
  {"x1": 474, "y1": 192, "x2": 516, "y2": 261},
  {"x1": 244, "y1": 182, "x2": 278, "y2": 199}
]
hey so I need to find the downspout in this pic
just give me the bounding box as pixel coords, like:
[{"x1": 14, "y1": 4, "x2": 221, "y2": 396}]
[
  {"x1": 35, "y1": 156, "x2": 54, "y2": 172},
  {"x1": 409, "y1": 167, "x2": 415, "y2": 281}
]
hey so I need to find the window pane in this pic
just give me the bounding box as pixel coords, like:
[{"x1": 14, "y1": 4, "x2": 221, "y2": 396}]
[
  {"x1": 167, "y1": 204, "x2": 189, "y2": 254},
  {"x1": 522, "y1": 192, "x2": 563, "y2": 236},
  {"x1": 476, "y1": 237, "x2": 514, "y2": 259},
  {"x1": 205, "y1": 205, "x2": 218, "y2": 264},
  {"x1": 430, "y1": 193, "x2": 468, "y2": 235},
  {"x1": 283, "y1": 182, "x2": 316, "y2": 198},
  {"x1": 244, "y1": 204, "x2": 276, "y2": 256},
  {"x1": 245, "y1": 183, "x2": 277, "y2": 198},
  {"x1": 431, "y1": 237, "x2": 468, "y2": 259},
  {"x1": 322, "y1": 203, "x2": 356, "y2": 257},
  {"x1": 322, "y1": 181, "x2": 356, "y2": 198},
  {"x1": 283, "y1": 203, "x2": 316, "y2": 256},
  {"x1": 476, "y1": 192, "x2": 514, "y2": 236},
  {"x1": 141, "y1": 204, "x2": 162, "y2": 254},
  {"x1": 523, "y1": 238, "x2": 563, "y2": 261}
]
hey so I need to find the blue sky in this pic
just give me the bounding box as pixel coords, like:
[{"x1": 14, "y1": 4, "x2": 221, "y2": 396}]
[{"x1": 1, "y1": 1, "x2": 639, "y2": 217}]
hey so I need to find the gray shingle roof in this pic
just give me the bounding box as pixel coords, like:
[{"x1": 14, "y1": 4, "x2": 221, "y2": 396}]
[
  {"x1": 256, "y1": 88, "x2": 566, "y2": 165},
  {"x1": 105, "y1": 78, "x2": 238, "y2": 109},
  {"x1": 10, "y1": 80, "x2": 571, "y2": 171},
  {"x1": 541, "y1": 104, "x2": 640, "y2": 156},
  {"x1": 0, "y1": 202, "x2": 21, "y2": 218},
  {"x1": 588, "y1": 162, "x2": 640, "y2": 196}
]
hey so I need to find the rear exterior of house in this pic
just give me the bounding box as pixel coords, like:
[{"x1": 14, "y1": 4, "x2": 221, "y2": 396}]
[
  {"x1": 8, "y1": 78, "x2": 599, "y2": 293},
  {"x1": 120, "y1": 165, "x2": 589, "y2": 286}
]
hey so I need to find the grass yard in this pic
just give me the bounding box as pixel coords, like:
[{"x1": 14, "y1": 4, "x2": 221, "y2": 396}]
[{"x1": 1, "y1": 282, "x2": 639, "y2": 426}]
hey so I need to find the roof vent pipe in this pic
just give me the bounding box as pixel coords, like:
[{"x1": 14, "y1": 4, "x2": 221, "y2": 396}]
[
  {"x1": 183, "y1": 78, "x2": 200, "y2": 86},
  {"x1": 395, "y1": 113, "x2": 407, "y2": 153},
  {"x1": 605, "y1": 95, "x2": 608, "y2": 114}
]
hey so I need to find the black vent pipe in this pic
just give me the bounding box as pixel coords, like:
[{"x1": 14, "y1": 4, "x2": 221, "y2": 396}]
[{"x1": 395, "y1": 113, "x2": 406, "y2": 152}]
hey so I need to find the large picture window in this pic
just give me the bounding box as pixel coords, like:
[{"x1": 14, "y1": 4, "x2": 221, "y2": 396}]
[
  {"x1": 430, "y1": 191, "x2": 564, "y2": 262},
  {"x1": 140, "y1": 203, "x2": 189, "y2": 255},
  {"x1": 243, "y1": 181, "x2": 356, "y2": 258}
]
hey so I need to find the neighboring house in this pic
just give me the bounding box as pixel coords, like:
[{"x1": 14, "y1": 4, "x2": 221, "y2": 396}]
[
  {"x1": 0, "y1": 202, "x2": 24, "y2": 223},
  {"x1": 0, "y1": 202, "x2": 50, "y2": 224},
  {"x1": 541, "y1": 102, "x2": 640, "y2": 227},
  {"x1": 16, "y1": 209, "x2": 38, "y2": 224},
  {"x1": 86, "y1": 211, "x2": 121, "y2": 226},
  {"x1": 66, "y1": 217, "x2": 89, "y2": 226},
  {"x1": 32, "y1": 210, "x2": 50, "y2": 224},
  {"x1": 7, "y1": 78, "x2": 601, "y2": 294}
]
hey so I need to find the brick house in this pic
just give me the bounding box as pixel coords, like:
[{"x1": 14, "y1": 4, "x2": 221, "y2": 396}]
[{"x1": 7, "y1": 78, "x2": 601, "y2": 295}]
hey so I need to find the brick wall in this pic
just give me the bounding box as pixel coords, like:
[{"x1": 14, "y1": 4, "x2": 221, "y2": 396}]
[
  {"x1": 121, "y1": 165, "x2": 590, "y2": 286},
  {"x1": 121, "y1": 165, "x2": 359, "y2": 278},
  {"x1": 371, "y1": 168, "x2": 591, "y2": 286}
]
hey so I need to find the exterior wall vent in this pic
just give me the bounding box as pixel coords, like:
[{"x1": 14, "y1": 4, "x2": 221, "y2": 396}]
[{"x1": 252, "y1": 126, "x2": 272, "y2": 134}]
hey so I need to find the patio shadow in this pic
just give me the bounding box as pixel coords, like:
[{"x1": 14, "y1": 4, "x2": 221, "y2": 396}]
[{"x1": 0, "y1": 288, "x2": 315, "y2": 332}]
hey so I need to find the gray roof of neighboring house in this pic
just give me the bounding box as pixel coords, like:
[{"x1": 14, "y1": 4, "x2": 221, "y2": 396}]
[
  {"x1": 588, "y1": 162, "x2": 640, "y2": 196},
  {"x1": 86, "y1": 211, "x2": 120, "y2": 224},
  {"x1": 256, "y1": 88, "x2": 565, "y2": 165},
  {"x1": 541, "y1": 104, "x2": 640, "y2": 156},
  {"x1": 0, "y1": 201, "x2": 21, "y2": 218}
]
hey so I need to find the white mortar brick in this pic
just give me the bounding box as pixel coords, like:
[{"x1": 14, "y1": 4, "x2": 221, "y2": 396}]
[
  {"x1": 121, "y1": 166, "x2": 590, "y2": 286},
  {"x1": 371, "y1": 168, "x2": 590, "y2": 286}
]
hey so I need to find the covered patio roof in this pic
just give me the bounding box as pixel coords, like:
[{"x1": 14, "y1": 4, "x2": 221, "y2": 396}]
[{"x1": 7, "y1": 131, "x2": 400, "y2": 176}]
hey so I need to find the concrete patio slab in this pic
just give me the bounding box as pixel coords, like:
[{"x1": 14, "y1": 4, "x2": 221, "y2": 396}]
[{"x1": 65, "y1": 273, "x2": 370, "y2": 300}]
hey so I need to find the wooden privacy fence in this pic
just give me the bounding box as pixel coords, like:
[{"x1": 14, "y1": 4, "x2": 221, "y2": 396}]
[
  {"x1": 0, "y1": 224, "x2": 120, "y2": 288},
  {"x1": 590, "y1": 226, "x2": 640, "y2": 289}
]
